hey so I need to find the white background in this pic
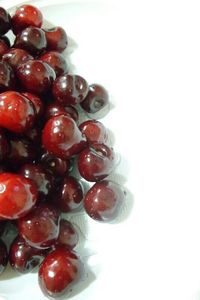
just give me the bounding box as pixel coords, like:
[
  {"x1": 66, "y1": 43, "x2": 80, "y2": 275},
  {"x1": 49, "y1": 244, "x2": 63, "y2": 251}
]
[{"x1": 1, "y1": 0, "x2": 200, "y2": 300}]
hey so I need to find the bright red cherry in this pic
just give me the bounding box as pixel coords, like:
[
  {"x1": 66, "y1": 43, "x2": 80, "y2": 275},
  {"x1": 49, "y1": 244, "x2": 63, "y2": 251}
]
[
  {"x1": 45, "y1": 103, "x2": 78, "y2": 122},
  {"x1": 2, "y1": 48, "x2": 33, "y2": 70},
  {"x1": 0, "y1": 62, "x2": 16, "y2": 92},
  {"x1": 56, "y1": 219, "x2": 78, "y2": 250},
  {"x1": 0, "y1": 7, "x2": 11, "y2": 35},
  {"x1": 0, "y1": 173, "x2": 38, "y2": 219},
  {"x1": 11, "y1": 5, "x2": 43, "y2": 35},
  {"x1": 79, "y1": 120, "x2": 108, "y2": 144},
  {"x1": 42, "y1": 114, "x2": 86, "y2": 159},
  {"x1": 38, "y1": 248, "x2": 82, "y2": 298},
  {"x1": 43, "y1": 27, "x2": 68, "y2": 52},
  {"x1": 22, "y1": 92, "x2": 44, "y2": 118},
  {"x1": 0, "y1": 91, "x2": 36, "y2": 133},
  {"x1": 78, "y1": 143, "x2": 115, "y2": 182},
  {"x1": 84, "y1": 180, "x2": 126, "y2": 222},
  {"x1": 0, "y1": 39, "x2": 9, "y2": 58},
  {"x1": 0, "y1": 239, "x2": 8, "y2": 274},
  {"x1": 18, "y1": 203, "x2": 60, "y2": 249},
  {"x1": 40, "y1": 152, "x2": 71, "y2": 176},
  {"x1": 39, "y1": 51, "x2": 68, "y2": 77}
]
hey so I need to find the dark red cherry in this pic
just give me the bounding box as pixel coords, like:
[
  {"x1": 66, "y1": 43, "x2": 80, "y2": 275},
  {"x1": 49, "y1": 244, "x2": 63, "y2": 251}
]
[
  {"x1": 2, "y1": 48, "x2": 33, "y2": 70},
  {"x1": 80, "y1": 84, "x2": 109, "y2": 113},
  {"x1": 0, "y1": 7, "x2": 11, "y2": 35},
  {"x1": 56, "y1": 220, "x2": 78, "y2": 250},
  {"x1": 0, "y1": 173, "x2": 38, "y2": 219},
  {"x1": 42, "y1": 114, "x2": 86, "y2": 159},
  {"x1": 14, "y1": 27, "x2": 47, "y2": 56},
  {"x1": 18, "y1": 203, "x2": 60, "y2": 249},
  {"x1": 19, "y1": 163, "x2": 53, "y2": 200},
  {"x1": 52, "y1": 74, "x2": 89, "y2": 106},
  {"x1": 45, "y1": 103, "x2": 78, "y2": 122},
  {"x1": 9, "y1": 235, "x2": 47, "y2": 274},
  {"x1": 12, "y1": 5, "x2": 43, "y2": 35},
  {"x1": 0, "y1": 62, "x2": 16, "y2": 92},
  {"x1": 0, "y1": 91, "x2": 36, "y2": 133},
  {"x1": 44, "y1": 27, "x2": 68, "y2": 52},
  {"x1": 0, "y1": 39, "x2": 9, "y2": 58},
  {"x1": 38, "y1": 248, "x2": 82, "y2": 298},
  {"x1": 56, "y1": 176, "x2": 84, "y2": 212},
  {"x1": 84, "y1": 180, "x2": 126, "y2": 222},
  {"x1": 0, "y1": 239, "x2": 8, "y2": 274},
  {"x1": 17, "y1": 60, "x2": 56, "y2": 94},
  {"x1": 39, "y1": 51, "x2": 68, "y2": 77},
  {"x1": 40, "y1": 152, "x2": 71, "y2": 176},
  {"x1": 22, "y1": 92, "x2": 44, "y2": 118},
  {"x1": 78, "y1": 143, "x2": 115, "y2": 182},
  {"x1": 79, "y1": 120, "x2": 108, "y2": 144},
  {"x1": 0, "y1": 129, "x2": 10, "y2": 161}
]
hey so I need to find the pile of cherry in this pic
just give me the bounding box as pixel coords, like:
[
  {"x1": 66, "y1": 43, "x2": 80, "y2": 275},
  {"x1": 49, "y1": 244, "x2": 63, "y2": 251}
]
[{"x1": 0, "y1": 4, "x2": 126, "y2": 298}]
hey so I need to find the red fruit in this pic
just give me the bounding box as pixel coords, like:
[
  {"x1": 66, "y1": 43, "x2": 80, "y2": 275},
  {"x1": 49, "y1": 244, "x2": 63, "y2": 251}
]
[
  {"x1": 0, "y1": 239, "x2": 8, "y2": 274},
  {"x1": 84, "y1": 180, "x2": 126, "y2": 221},
  {"x1": 11, "y1": 5, "x2": 43, "y2": 35},
  {"x1": 40, "y1": 152, "x2": 71, "y2": 176},
  {"x1": 8, "y1": 138, "x2": 36, "y2": 167},
  {"x1": 45, "y1": 103, "x2": 78, "y2": 122},
  {"x1": 78, "y1": 143, "x2": 115, "y2": 182},
  {"x1": 18, "y1": 203, "x2": 60, "y2": 249},
  {"x1": 0, "y1": 7, "x2": 11, "y2": 35},
  {"x1": 0, "y1": 129, "x2": 10, "y2": 161},
  {"x1": 16, "y1": 60, "x2": 56, "y2": 94},
  {"x1": 2, "y1": 48, "x2": 33, "y2": 70},
  {"x1": 0, "y1": 39, "x2": 9, "y2": 58},
  {"x1": 44, "y1": 27, "x2": 68, "y2": 52},
  {"x1": 0, "y1": 62, "x2": 16, "y2": 92},
  {"x1": 0, "y1": 91, "x2": 36, "y2": 133},
  {"x1": 56, "y1": 219, "x2": 78, "y2": 250},
  {"x1": 22, "y1": 92, "x2": 44, "y2": 118},
  {"x1": 42, "y1": 114, "x2": 86, "y2": 159},
  {"x1": 52, "y1": 74, "x2": 89, "y2": 106},
  {"x1": 38, "y1": 248, "x2": 82, "y2": 297},
  {"x1": 79, "y1": 120, "x2": 108, "y2": 144},
  {"x1": 0, "y1": 173, "x2": 38, "y2": 219},
  {"x1": 39, "y1": 51, "x2": 68, "y2": 77}
]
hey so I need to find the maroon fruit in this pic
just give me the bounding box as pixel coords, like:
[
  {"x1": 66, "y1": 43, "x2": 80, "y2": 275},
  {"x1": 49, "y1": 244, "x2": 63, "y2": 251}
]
[
  {"x1": 79, "y1": 120, "x2": 108, "y2": 144},
  {"x1": 45, "y1": 103, "x2": 78, "y2": 122},
  {"x1": 2, "y1": 48, "x2": 33, "y2": 70},
  {"x1": 39, "y1": 51, "x2": 68, "y2": 77},
  {"x1": 22, "y1": 92, "x2": 44, "y2": 118},
  {"x1": 0, "y1": 7, "x2": 11, "y2": 35},
  {"x1": 44, "y1": 26, "x2": 68, "y2": 52},
  {"x1": 0, "y1": 129, "x2": 10, "y2": 161},
  {"x1": 40, "y1": 152, "x2": 71, "y2": 176},
  {"x1": 0, "y1": 62, "x2": 16, "y2": 92},
  {"x1": 0, "y1": 239, "x2": 8, "y2": 274},
  {"x1": 56, "y1": 219, "x2": 78, "y2": 249}
]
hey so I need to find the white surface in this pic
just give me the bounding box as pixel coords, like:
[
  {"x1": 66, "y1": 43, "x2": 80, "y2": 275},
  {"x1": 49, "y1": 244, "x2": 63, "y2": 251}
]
[{"x1": 0, "y1": 0, "x2": 200, "y2": 300}]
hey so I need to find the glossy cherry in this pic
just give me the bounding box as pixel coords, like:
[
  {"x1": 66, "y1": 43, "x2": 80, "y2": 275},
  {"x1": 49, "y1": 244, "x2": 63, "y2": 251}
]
[
  {"x1": 0, "y1": 7, "x2": 11, "y2": 35},
  {"x1": 45, "y1": 103, "x2": 78, "y2": 122},
  {"x1": 38, "y1": 248, "x2": 82, "y2": 298},
  {"x1": 0, "y1": 129, "x2": 10, "y2": 161},
  {"x1": 56, "y1": 219, "x2": 78, "y2": 250},
  {"x1": 18, "y1": 203, "x2": 60, "y2": 249},
  {"x1": 52, "y1": 74, "x2": 89, "y2": 106},
  {"x1": 78, "y1": 143, "x2": 115, "y2": 182},
  {"x1": 11, "y1": 5, "x2": 43, "y2": 35},
  {"x1": 42, "y1": 114, "x2": 86, "y2": 159},
  {"x1": 79, "y1": 120, "x2": 108, "y2": 144},
  {"x1": 2, "y1": 48, "x2": 33, "y2": 70},
  {"x1": 84, "y1": 180, "x2": 125, "y2": 221},
  {"x1": 80, "y1": 84, "x2": 109, "y2": 114},
  {"x1": 17, "y1": 60, "x2": 56, "y2": 94},
  {"x1": 22, "y1": 92, "x2": 44, "y2": 118},
  {"x1": 0, "y1": 39, "x2": 9, "y2": 58},
  {"x1": 44, "y1": 26, "x2": 68, "y2": 52},
  {"x1": 0, "y1": 239, "x2": 8, "y2": 274},
  {"x1": 0, "y1": 173, "x2": 38, "y2": 219},
  {"x1": 40, "y1": 152, "x2": 71, "y2": 176},
  {"x1": 39, "y1": 51, "x2": 68, "y2": 77},
  {"x1": 0, "y1": 62, "x2": 16, "y2": 92}
]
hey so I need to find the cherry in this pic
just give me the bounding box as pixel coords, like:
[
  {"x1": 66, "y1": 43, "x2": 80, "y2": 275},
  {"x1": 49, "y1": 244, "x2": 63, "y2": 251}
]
[
  {"x1": 79, "y1": 120, "x2": 108, "y2": 144},
  {"x1": 45, "y1": 103, "x2": 78, "y2": 122},
  {"x1": 52, "y1": 74, "x2": 89, "y2": 106},
  {"x1": 0, "y1": 129, "x2": 10, "y2": 161},
  {"x1": 11, "y1": 5, "x2": 43, "y2": 35},
  {"x1": 78, "y1": 143, "x2": 115, "y2": 182},
  {"x1": 9, "y1": 235, "x2": 48, "y2": 274},
  {"x1": 56, "y1": 219, "x2": 78, "y2": 250},
  {"x1": 40, "y1": 152, "x2": 71, "y2": 176},
  {"x1": 14, "y1": 27, "x2": 47, "y2": 56},
  {"x1": 0, "y1": 173, "x2": 38, "y2": 219},
  {"x1": 43, "y1": 27, "x2": 68, "y2": 52},
  {"x1": 39, "y1": 51, "x2": 68, "y2": 77},
  {"x1": 17, "y1": 60, "x2": 56, "y2": 94},
  {"x1": 80, "y1": 84, "x2": 109, "y2": 114},
  {"x1": 42, "y1": 114, "x2": 86, "y2": 159},
  {"x1": 19, "y1": 163, "x2": 53, "y2": 200},
  {"x1": 84, "y1": 180, "x2": 126, "y2": 222},
  {"x1": 2, "y1": 48, "x2": 33, "y2": 70},
  {"x1": 56, "y1": 176, "x2": 84, "y2": 212},
  {"x1": 0, "y1": 62, "x2": 16, "y2": 92},
  {"x1": 0, "y1": 239, "x2": 8, "y2": 274},
  {"x1": 0, "y1": 7, "x2": 11, "y2": 35},
  {"x1": 18, "y1": 203, "x2": 60, "y2": 249},
  {"x1": 22, "y1": 92, "x2": 44, "y2": 118},
  {"x1": 0, "y1": 39, "x2": 9, "y2": 58},
  {"x1": 38, "y1": 248, "x2": 82, "y2": 298}
]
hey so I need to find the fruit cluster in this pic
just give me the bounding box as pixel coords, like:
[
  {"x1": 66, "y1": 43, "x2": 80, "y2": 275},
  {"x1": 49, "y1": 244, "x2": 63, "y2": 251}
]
[{"x1": 0, "y1": 4, "x2": 126, "y2": 298}]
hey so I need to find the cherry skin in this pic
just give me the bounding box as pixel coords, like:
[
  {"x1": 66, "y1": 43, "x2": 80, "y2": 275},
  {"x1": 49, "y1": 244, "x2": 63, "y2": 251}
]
[
  {"x1": 56, "y1": 176, "x2": 84, "y2": 212},
  {"x1": 52, "y1": 74, "x2": 89, "y2": 106},
  {"x1": 0, "y1": 91, "x2": 36, "y2": 133},
  {"x1": 78, "y1": 143, "x2": 115, "y2": 182},
  {"x1": 14, "y1": 27, "x2": 47, "y2": 56},
  {"x1": 39, "y1": 51, "x2": 68, "y2": 77},
  {"x1": 0, "y1": 7, "x2": 11, "y2": 35},
  {"x1": 22, "y1": 92, "x2": 44, "y2": 118},
  {"x1": 79, "y1": 120, "x2": 108, "y2": 144},
  {"x1": 0, "y1": 129, "x2": 10, "y2": 161},
  {"x1": 11, "y1": 4, "x2": 43, "y2": 35},
  {"x1": 0, "y1": 173, "x2": 38, "y2": 220},
  {"x1": 38, "y1": 248, "x2": 82, "y2": 298},
  {"x1": 18, "y1": 203, "x2": 60, "y2": 249},
  {"x1": 17, "y1": 60, "x2": 56, "y2": 94},
  {"x1": 0, "y1": 239, "x2": 8, "y2": 274},
  {"x1": 84, "y1": 180, "x2": 126, "y2": 222},
  {"x1": 2, "y1": 48, "x2": 33, "y2": 70},
  {"x1": 0, "y1": 39, "x2": 9, "y2": 58},
  {"x1": 40, "y1": 152, "x2": 71, "y2": 176},
  {"x1": 80, "y1": 84, "x2": 109, "y2": 114},
  {"x1": 44, "y1": 26, "x2": 68, "y2": 52},
  {"x1": 45, "y1": 103, "x2": 78, "y2": 122},
  {"x1": 42, "y1": 114, "x2": 86, "y2": 159},
  {"x1": 0, "y1": 62, "x2": 16, "y2": 92},
  {"x1": 9, "y1": 235, "x2": 48, "y2": 274},
  {"x1": 56, "y1": 219, "x2": 78, "y2": 250}
]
